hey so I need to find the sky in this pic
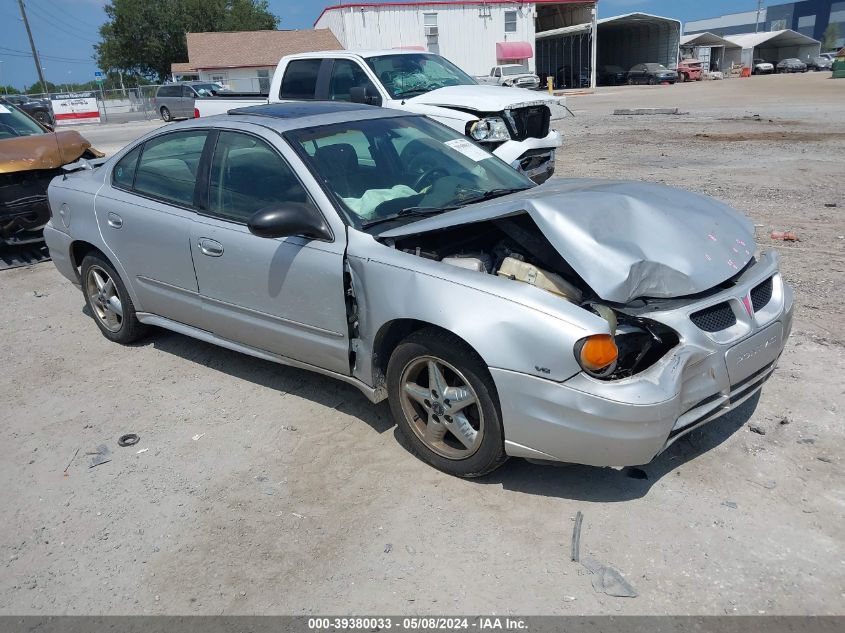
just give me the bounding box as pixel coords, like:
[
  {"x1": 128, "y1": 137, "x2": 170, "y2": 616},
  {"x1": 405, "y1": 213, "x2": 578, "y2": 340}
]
[{"x1": 0, "y1": 0, "x2": 759, "y2": 91}]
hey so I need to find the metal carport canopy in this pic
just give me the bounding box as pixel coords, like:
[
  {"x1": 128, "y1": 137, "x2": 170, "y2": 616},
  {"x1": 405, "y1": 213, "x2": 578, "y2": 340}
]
[
  {"x1": 680, "y1": 32, "x2": 739, "y2": 49},
  {"x1": 597, "y1": 12, "x2": 681, "y2": 69},
  {"x1": 725, "y1": 29, "x2": 821, "y2": 51}
]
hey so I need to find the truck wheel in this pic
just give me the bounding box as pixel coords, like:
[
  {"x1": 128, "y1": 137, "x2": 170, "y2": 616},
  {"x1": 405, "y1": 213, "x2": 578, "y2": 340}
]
[
  {"x1": 387, "y1": 328, "x2": 507, "y2": 478},
  {"x1": 160, "y1": 106, "x2": 172, "y2": 122},
  {"x1": 678, "y1": 72, "x2": 685, "y2": 83},
  {"x1": 81, "y1": 253, "x2": 147, "y2": 344}
]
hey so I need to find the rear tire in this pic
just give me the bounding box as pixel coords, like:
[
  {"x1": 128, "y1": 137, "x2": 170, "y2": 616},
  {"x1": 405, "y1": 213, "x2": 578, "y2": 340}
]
[
  {"x1": 80, "y1": 253, "x2": 147, "y2": 344},
  {"x1": 34, "y1": 111, "x2": 50, "y2": 125},
  {"x1": 648, "y1": 77, "x2": 657, "y2": 85},
  {"x1": 160, "y1": 106, "x2": 172, "y2": 122},
  {"x1": 677, "y1": 72, "x2": 685, "y2": 83},
  {"x1": 387, "y1": 328, "x2": 507, "y2": 478}
]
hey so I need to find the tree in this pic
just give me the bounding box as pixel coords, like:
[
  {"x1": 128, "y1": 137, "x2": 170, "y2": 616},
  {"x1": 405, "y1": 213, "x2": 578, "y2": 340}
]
[
  {"x1": 0, "y1": 85, "x2": 21, "y2": 95},
  {"x1": 96, "y1": 0, "x2": 278, "y2": 82},
  {"x1": 822, "y1": 24, "x2": 840, "y2": 51}
]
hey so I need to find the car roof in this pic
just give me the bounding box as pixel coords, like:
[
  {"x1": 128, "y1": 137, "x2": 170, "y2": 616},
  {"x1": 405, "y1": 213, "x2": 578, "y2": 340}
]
[{"x1": 193, "y1": 101, "x2": 412, "y2": 133}]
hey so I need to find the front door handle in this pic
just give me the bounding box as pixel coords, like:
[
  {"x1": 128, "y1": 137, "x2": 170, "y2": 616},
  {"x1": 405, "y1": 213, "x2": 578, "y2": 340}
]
[
  {"x1": 198, "y1": 238, "x2": 224, "y2": 257},
  {"x1": 106, "y1": 212, "x2": 123, "y2": 228}
]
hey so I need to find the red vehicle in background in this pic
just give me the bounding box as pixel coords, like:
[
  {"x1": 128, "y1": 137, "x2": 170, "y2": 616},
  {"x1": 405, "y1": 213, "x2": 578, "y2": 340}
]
[{"x1": 676, "y1": 59, "x2": 703, "y2": 82}]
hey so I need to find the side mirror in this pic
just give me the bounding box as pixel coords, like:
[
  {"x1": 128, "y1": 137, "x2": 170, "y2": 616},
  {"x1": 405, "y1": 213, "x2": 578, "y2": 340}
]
[
  {"x1": 247, "y1": 203, "x2": 332, "y2": 241},
  {"x1": 350, "y1": 85, "x2": 382, "y2": 107}
]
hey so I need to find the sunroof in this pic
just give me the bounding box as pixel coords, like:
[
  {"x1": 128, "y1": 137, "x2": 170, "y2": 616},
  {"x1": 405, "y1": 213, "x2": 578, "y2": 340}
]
[{"x1": 228, "y1": 102, "x2": 375, "y2": 119}]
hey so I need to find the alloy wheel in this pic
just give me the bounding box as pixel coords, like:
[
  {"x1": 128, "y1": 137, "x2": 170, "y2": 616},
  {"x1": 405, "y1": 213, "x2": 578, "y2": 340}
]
[
  {"x1": 399, "y1": 355, "x2": 484, "y2": 460},
  {"x1": 85, "y1": 265, "x2": 124, "y2": 332}
]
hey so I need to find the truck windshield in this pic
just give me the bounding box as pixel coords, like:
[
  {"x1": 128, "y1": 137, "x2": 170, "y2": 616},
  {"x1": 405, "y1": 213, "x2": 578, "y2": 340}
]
[
  {"x1": 365, "y1": 54, "x2": 476, "y2": 99},
  {"x1": 287, "y1": 115, "x2": 533, "y2": 230},
  {"x1": 502, "y1": 66, "x2": 528, "y2": 76}
]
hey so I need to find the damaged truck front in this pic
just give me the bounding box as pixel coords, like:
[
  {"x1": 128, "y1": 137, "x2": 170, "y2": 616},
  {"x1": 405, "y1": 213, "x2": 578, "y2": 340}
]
[{"x1": 0, "y1": 103, "x2": 102, "y2": 248}]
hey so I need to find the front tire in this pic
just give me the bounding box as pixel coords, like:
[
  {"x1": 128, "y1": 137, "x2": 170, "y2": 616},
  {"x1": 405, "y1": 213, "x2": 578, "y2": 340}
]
[
  {"x1": 160, "y1": 106, "x2": 172, "y2": 122},
  {"x1": 387, "y1": 329, "x2": 507, "y2": 478},
  {"x1": 81, "y1": 253, "x2": 147, "y2": 344}
]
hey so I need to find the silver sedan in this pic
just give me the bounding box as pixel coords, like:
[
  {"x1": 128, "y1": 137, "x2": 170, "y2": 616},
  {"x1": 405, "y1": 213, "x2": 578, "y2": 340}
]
[{"x1": 44, "y1": 102, "x2": 793, "y2": 477}]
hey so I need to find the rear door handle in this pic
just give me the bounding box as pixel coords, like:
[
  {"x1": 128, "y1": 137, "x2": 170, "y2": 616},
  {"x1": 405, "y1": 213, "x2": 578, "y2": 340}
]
[
  {"x1": 198, "y1": 238, "x2": 224, "y2": 257},
  {"x1": 107, "y1": 212, "x2": 123, "y2": 228}
]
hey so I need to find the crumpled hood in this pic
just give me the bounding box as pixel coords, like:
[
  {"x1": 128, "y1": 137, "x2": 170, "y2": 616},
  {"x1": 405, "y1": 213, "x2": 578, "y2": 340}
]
[
  {"x1": 380, "y1": 179, "x2": 756, "y2": 303},
  {"x1": 406, "y1": 84, "x2": 561, "y2": 113},
  {"x1": 0, "y1": 130, "x2": 102, "y2": 174}
]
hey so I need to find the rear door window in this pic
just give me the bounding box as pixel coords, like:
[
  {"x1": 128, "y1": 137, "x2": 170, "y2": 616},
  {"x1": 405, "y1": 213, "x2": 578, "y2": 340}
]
[
  {"x1": 280, "y1": 59, "x2": 322, "y2": 100},
  {"x1": 133, "y1": 131, "x2": 208, "y2": 207}
]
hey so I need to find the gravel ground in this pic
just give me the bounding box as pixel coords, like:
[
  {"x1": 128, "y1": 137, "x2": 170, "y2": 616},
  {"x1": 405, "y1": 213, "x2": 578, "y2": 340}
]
[{"x1": 0, "y1": 73, "x2": 842, "y2": 615}]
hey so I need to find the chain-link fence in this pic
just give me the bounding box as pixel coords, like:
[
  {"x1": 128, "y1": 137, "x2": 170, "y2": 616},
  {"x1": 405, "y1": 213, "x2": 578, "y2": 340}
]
[{"x1": 19, "y1": 77, "x2": 267, "y2": 125}]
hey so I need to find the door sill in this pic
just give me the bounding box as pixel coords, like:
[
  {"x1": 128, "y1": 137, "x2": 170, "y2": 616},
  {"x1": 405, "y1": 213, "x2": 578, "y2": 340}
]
[{"x1": 136, "y1": 312, "x2": 382, "y2": 402}]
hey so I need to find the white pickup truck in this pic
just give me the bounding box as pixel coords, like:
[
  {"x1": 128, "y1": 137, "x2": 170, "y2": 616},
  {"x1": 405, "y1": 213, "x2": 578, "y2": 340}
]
[
  {"x1": 195, "y1": 50, "x2": 565, "y2": 183},
  {"x1": 476, "y1": 64, "x2": 541, "y2": 90}
]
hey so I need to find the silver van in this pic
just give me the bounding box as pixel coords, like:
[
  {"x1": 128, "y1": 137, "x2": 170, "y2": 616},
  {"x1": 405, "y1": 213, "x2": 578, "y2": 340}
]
[{"x1": 153, "y1": 82, "x2": 224, "y2": 121}]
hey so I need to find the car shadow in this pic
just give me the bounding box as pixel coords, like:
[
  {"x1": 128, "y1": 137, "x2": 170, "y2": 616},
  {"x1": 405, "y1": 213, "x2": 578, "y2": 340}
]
[
  {"x1": 144, "y1": 327, "x2": 396, "y2": 435},
  {"x1": 96, "y1": 316, "x2": 760, "y2": 502}
]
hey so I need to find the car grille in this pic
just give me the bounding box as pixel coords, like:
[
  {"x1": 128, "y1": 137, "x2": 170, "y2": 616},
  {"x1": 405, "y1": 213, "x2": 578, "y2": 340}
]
[
  {"x1": 506, "y1": 106, "x2": 550, "y2": 141},
  {"x1": 690, "y1": 302, "x2": 737, "y2": 332},
  {"x1": 750, "y1": 277, "x2": 773, "y2": 312}
]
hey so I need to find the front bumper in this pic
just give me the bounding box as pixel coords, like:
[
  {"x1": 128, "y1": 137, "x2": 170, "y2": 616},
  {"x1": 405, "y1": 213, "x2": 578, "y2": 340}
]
[
  {"x1": 495, "y1": 253, "x2": 794, "y2": 467},
  {"x1": 492, "y1": 130, "x2": 562, "y2": 183}
]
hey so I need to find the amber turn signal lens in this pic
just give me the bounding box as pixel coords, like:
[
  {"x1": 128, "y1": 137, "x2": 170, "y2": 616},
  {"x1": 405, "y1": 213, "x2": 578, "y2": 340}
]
[{"x1": 579, "y1": 334, "x2": 619, "y2": 372}]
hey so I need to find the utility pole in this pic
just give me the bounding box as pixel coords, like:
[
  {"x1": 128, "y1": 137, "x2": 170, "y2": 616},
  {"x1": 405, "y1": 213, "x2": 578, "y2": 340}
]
[
  {"x1": 755, "y1": 0, "x2": 765, "y2": 33},
  {"x1": 17, "y1": 0, "x2": 48, "y2": 93}
]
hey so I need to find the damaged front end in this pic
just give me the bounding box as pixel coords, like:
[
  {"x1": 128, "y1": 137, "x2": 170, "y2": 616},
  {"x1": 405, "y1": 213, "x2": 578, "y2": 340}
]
[
  {"x1": 375, "y1": 179, "x2": 792, "y2": 466},
  {"x1": 0, "y1": 129, "x2": 103, "y2": 245}
]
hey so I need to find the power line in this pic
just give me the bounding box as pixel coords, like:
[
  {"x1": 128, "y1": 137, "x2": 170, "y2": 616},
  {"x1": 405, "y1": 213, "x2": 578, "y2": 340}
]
[
  {"x1": 0, "y1": 45, "x2": 92, "y2": 63},
  {"x1": 23, "y1": 0, "x2": 100, "y2": 42},
  {"x1": 32, "y1": 0, "x2": 103, "y2": 33}
]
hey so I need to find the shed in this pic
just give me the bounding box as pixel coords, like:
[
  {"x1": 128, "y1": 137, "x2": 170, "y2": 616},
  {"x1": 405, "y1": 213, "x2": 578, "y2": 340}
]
[
  {"x1": 725, "y1": 30, "x2": 821, "y2": 68},
  {"x1": 680, "y1": 32, "x2": 742, "y2": 71}
]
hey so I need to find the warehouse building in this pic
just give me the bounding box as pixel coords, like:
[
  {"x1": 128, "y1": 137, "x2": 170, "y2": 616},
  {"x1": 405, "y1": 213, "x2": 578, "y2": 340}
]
[
  {"x1": 685, "y1": 1, "x2": 845, "y2": 49},
  {"x1": 317, "y1": 1, "x2": 682, "y2": 90},
  {"x1": 315, "y1": 1, "x2": 597, "y2": 80}
]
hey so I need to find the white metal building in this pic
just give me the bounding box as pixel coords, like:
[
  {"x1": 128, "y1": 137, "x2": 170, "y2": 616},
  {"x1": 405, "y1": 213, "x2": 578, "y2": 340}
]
[{"x1": 315, "y1": 1, "x2": 598, "y2": 80}]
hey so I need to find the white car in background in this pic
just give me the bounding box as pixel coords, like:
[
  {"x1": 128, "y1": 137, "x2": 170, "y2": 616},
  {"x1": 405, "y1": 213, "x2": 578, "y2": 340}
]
[{"x1": 752, "y1": 59, "x2": 775, "y2": 75}]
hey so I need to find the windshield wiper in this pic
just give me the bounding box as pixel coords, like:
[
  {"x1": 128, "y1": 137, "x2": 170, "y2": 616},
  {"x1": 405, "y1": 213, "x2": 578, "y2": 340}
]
[
  {"x1": 393, "y1": 87, "x2": 430, "y2": 98},
  {"x1": 458, "y1": 187, "x2": 531, "y2": 205},
  {"x1": 362, "y1": 207, "x2": 449, "y2": 230}
]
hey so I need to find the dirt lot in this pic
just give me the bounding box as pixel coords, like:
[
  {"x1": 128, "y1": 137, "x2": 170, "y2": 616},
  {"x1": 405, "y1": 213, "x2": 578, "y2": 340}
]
[{"x1": 1, "y1": 73, "x2": 842, "y2": 616}]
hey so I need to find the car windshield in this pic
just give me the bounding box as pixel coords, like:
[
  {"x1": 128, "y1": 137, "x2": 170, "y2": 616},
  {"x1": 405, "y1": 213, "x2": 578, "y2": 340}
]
[
  {"x1": 287, "y1": 115, "x2": 533, "y2": 230},
  {"x1": 502, "y1": 66, "x2": 527, "y2": 76},
  {"x1": 645, "y1": 64, "x2": 668, "y2": 71},
  {"x1": 365, "y1": 54, "x2": 477, "y2": 99},
  {"x1": 782, "y1": 59, "x2": 800, "y2": 63},
  {"x1": 0, "y1": 103, "x2": 45, "y2": 139}
]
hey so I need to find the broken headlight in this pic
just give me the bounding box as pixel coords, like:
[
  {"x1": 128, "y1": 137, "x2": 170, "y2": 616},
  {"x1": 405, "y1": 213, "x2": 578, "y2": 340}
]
[
  {"x1": 468, "y1": 117, "x2": 510, "y2": 142},
  {"x1": 576, "y1": 310, "x2": 679, "y2": 380}
]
